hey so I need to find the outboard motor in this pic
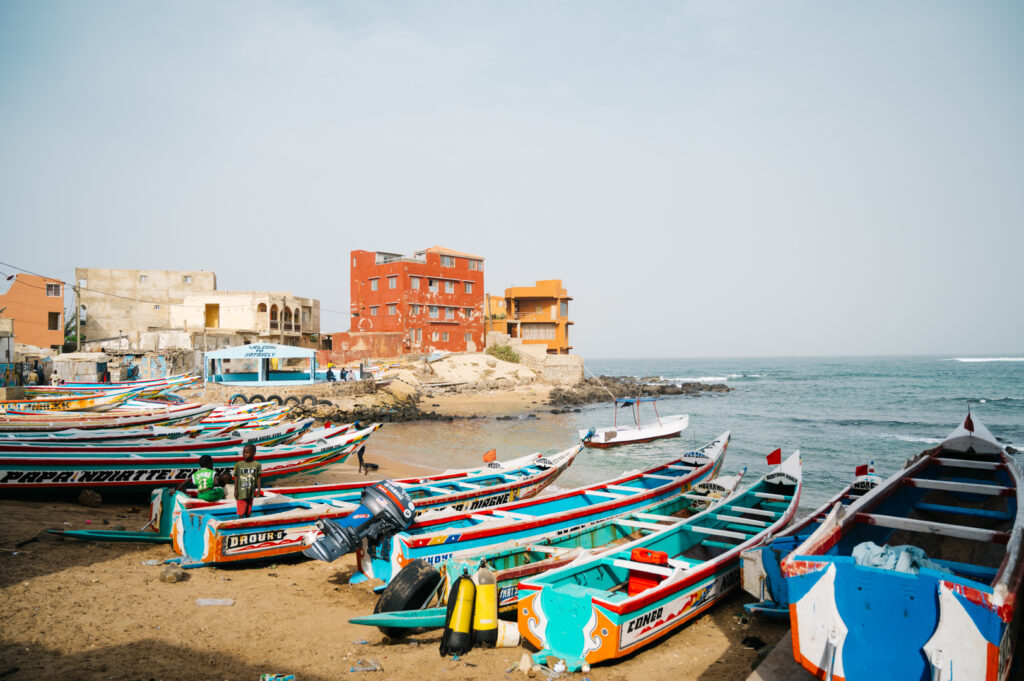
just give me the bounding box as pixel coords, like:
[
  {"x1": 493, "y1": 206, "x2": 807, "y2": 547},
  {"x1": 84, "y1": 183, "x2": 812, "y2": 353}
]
[{"x1": 303, "y1": 480, "x2": 415, "y2": 563}]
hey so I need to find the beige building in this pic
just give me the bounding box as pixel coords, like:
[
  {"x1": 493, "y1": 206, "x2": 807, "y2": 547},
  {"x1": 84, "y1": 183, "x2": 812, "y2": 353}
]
[{"x1": 75, "y1": 268, "x2": 320, "y2": 349}]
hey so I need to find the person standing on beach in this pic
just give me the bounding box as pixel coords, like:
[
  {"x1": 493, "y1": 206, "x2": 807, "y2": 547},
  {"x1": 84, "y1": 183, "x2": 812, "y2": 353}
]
[{"x1": 232, "y1": 443, "x2": 262, "y2": 518}]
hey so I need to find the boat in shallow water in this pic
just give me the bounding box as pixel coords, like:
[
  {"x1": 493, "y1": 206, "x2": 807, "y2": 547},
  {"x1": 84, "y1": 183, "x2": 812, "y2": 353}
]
[
  {"x1": 783, "y1": 414, "x2": 1023, "y2": 681},
  {"x1": 517, "y1": 449, "x2": 801, "y2": 670},
  {"x1": 580, "y1": 398, "x2": 687, "y2": 448}
]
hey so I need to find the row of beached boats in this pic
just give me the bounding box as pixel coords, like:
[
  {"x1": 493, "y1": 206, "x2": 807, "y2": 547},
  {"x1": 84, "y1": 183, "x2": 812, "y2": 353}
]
[{"x1": 3, "y1": 373, "x2": 1019, "y2": 680}]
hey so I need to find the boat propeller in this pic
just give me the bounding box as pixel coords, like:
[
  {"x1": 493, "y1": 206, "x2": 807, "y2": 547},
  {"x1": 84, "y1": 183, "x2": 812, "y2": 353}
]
[{"x1": 303, "y1": 480, "x2": 416, "y2": 563}]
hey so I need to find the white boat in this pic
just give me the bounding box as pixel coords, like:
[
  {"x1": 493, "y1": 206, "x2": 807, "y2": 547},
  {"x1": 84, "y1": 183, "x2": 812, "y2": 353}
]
[{"x1": 580, "y1": 398, "x2": 688, "y2": 448}]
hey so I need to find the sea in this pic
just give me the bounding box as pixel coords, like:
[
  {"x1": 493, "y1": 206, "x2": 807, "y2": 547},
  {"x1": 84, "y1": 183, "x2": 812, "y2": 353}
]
[{"x1": 369, "y1": 356, "x2": 1024, "y2": 511}]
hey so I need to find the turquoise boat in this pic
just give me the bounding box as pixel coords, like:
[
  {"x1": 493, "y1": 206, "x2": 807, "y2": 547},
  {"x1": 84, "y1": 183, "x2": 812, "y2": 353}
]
[
  {"x1": 306, "y1": 432, "x2": 731, "y2": 587},
  {"x1": 517, "y1": 449, "x2": 801, "y2": 670}
]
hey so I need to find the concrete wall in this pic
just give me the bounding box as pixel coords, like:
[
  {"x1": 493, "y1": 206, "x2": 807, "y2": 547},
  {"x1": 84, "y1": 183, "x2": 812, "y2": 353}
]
[
  {"x1": 508, "y1": 340, "x2": 583, "y2": 386},
  {"x1": 171, "y1": 290, "x2": 320, "y2": 347},
  {"x1": 76, "y1": 268, "x2": 215, "y2": 345},
  {"x1": 320, "y1": 331, "x2": 405, "y2": 365},
  {"x1": 0, "y1": 274, "x2": 65, "y2": 349}
]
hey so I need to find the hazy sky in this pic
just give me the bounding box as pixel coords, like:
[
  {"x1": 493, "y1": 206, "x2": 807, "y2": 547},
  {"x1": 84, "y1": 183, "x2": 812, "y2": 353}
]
[{"x1": 1, "y1": 1, "x2": 1021, "y2": 358}]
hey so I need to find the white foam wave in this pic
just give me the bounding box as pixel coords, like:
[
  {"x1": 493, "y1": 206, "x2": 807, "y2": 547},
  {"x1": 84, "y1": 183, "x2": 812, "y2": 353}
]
[
  {"x1": 950, "y1": 357, "x2": 1024, "y2": 363},
  {"x1": 888, "y1": 434, "x2": 944, "y2": 445},
  {"x1": 662, "y1": 376, "x2": 729, "y2": 383}
]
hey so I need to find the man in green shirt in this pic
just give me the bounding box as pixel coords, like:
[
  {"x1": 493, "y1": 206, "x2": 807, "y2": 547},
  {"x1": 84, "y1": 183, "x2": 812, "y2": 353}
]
[
  {"x1": 232, "y1": 443, "x2": 262, "y2": 518},
  {"x1": 178, "y1": 455, "x2": 227, "y2": 501}
]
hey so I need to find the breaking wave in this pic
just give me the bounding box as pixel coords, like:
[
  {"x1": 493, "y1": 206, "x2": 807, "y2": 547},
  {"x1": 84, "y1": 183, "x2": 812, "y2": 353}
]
[
  {"x1": 949, "y1": 357, "x2": 1024, "y2": 363},
  {"x1": 659, "y1": 373, "x2": 764, "y2": 383}
]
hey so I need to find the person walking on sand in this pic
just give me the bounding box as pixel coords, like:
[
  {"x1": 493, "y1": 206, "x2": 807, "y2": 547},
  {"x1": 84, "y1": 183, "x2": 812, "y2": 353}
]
[{"x1": 232, "y1": 443, "x2": 262, "y2": 518}]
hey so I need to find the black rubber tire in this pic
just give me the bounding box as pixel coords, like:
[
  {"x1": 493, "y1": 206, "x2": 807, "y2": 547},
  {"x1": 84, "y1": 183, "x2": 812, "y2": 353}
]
[
  {"x1": 373, "y1": 559, "x2": 443, "y2": 639},
  {"x1": 300, "y1": 394, "x2": 318, "y2": 407},
  {"x1": 248, "y1": 394, "x2": 266, "y2": 404},
  {"x1": 265, "y1": 394, "x2": 284, "y2": 406},
  {"x1": 283, "y1": 396, "x2": 301, "y2": 407},
  {"x1": 229, "y1": 394, "x2": 248, "y2": 405},
  {"x1": 317, "y1": 399, "x2": 334, "y2": 407}
]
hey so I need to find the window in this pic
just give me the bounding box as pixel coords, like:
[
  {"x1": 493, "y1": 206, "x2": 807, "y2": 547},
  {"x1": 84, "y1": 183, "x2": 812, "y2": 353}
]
[
  {"x1": 410, "y1": 277, "x2": 420, "y2": 290},
  {"x1": 47, "y1": 312, "x2": 60, "y2": 330},
  {"x1": 184, "y1": 275, "x2": 192, "y2": 284},
  {"x1": 410, "y1": 304, "x2": 420, "y2": 315},
  {"x1": 464, "y1": 282, "x2": 472, "y2": 294},
  {"x1": 44, "y1": 283, "x2": 60, "y2": 297},
  {"x1": 442, "y1": 332, "x2": 449, "y2": 342},
  {"x1": 139, "y1": 275, "x2": 148, "y2": 283},
  {"x1": 370, "y1": 306, "x2": 379, "y2": 316},
  {"x1": 467, "y1": 259, "x2": 482, "y2": 271},
  {"x1": 444, "y1": 281, "x2": 455, "y2": 294},
  {"x1": 560, "y1": 301, "x2": 568, "y2": 317},
  {"x1": 523, "y1": 323, "x2": 556, "y2": 340},
  {"x1": 432, "y1": 331, "x2": 439, "y2": 342},
  {"x1": 428, "y1": 279, "x2": 438, "y2": 293},
  {"x1": 445, "y1": 307, "x2": 455, "y2": 320},
  {"x1": 416, "y1": 328, "x2": 422, "y2": 342},
  {"x1": 465, "y1": 308, "x2": 474, "y2": 320},
  {"x1": 387, "y1": 304, "x2": 397, "y2": 315},
  {"x1": 370, "y1": 279, "x2": 378, "y2": 291},
  {"x1": 464, "y1": 333, "x2": 471, "y2": 342},
  {"x1": 154, "y1": 304, "x2": 160, "y2": 310},
  {"x1": 78, "y1": 279, "x2": 87, "y2": 288},
  {"x1": 441, "y1": 255, "x2": 455, "y2": 267},
  {"x1": 429, "y1": 306, "x2": 439, "y2": 319},
  {"x1": 388, "y1": 276, "x2": 397, "y2": 289}
]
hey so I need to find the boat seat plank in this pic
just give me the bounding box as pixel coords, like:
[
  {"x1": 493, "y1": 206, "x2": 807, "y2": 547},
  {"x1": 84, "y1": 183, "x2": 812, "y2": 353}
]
[
  {"x1": 855, "y1": 512, "x2": 1011, "y2": 544},
  {"x1": 703, "y1": 540, "x2": 740, "y2": 549},
  {"x1": 914, "y1": 502, "x2": 1012, "y2": 521},
  {"x1": 928, "y1": 557, "x2": 1000, "y2": 581},
  {"x1": 681, "y1": 493, "x2": 711, "y2": 501},
  {"x1": 753, "y1": 492, "x2": 786, "y2": 501},
  {"x1": 633, "y1": 512, "x2": 686, "y2": 523},
  {"x1": 666, "y1": 464, "x2": 697, "y2": 471},
  {"x1": 615, "y1": 519, "x2": 673, "y2": 532},
  {"x1": 605, "y1": 484, "x2": 640, "y2": 494},
  {"x1": 935, "y1": 457, "x2": 1003, "y2": 471},
  {"x1": 611, "y1": 559, "x2": 676, "y2": 577},
  {"x1": 522, "y1": 544, "x2": 575, "y2": 555},
  {"x1": 456, "y1": 482, "x2": 483, "y2": 490},
  {"x1": 691, "y1": 525, "x2": 749, "y2": 540},
  {"x1": 905, "y1": 478, "x2": 1013, "y2": 497},
  {"x1": 727, "y1": 505, "x2": 781, "y2": 518},
  {"x1": 715, "y1": 513, "x2": 768, "y2": 528},
  {"x1": 644, "y1": 474, "x2": 679, "y2": 482},
  {"x1": 491, "y1": 510, "x2": 534, "y2": 520},
  {"x1": 589, "y1": 490, "x2": 626, "y2": 499}
]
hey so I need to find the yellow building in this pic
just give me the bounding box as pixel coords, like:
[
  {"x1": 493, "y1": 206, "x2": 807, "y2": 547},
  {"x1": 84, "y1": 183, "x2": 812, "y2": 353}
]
[{"x1": 501, "y1": 279, "x2": 573, "y2": 354}]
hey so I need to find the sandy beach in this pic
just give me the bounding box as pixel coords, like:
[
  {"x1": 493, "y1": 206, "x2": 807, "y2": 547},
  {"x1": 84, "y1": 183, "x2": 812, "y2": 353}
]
[{"x1": 0, "y1": 438, "x2": 788, "y2": 681}]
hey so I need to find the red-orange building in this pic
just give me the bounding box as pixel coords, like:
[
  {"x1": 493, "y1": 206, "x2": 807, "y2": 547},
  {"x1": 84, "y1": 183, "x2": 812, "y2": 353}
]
[
  {"x1": 0, "y1": 274, "x2": 65, "y2": 349},
  {"x1": 348, "y1": 246, "x2": 485, "y2": 354}
]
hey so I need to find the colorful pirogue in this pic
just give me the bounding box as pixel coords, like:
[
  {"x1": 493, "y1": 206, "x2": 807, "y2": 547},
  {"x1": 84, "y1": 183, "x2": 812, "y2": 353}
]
[
  {"x1": 169, "y1": 444, "x2": 581, "y2": 566},
  {"x1": 349, "y1": 464, "x2": 747, "y2": 636},
  {"x1": 24, "y1": 373, "x2": 200, "y2": 398},
  {"x1": 517, "y1": 449, "x2": 801, "y2": 670},
  {"x1": 306, "y1": 433, "x2": 731, "y2": 587},
  {"x1": 783, "y1": 415, "x2": 1022, "y2": 681},
  {"x1": 0, "y1": 421, "x2": 376, "y2": 491},
  {"x1": 0, "y1": 401, "x2": 216, "y2": 431}
]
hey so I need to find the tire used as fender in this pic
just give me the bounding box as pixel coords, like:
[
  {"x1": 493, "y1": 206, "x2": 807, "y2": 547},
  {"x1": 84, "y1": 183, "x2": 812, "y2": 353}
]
[
  {"x1": 373, "y1": 559, "x2": 443, "y2": 639},
  {"x1": 248, "y1": 394, "x2": 266, "y2": 405}
]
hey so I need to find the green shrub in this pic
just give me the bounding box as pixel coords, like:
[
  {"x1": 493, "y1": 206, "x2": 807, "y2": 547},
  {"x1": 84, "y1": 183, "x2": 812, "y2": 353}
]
[{"x1": 486, "y1": 345, "x2": 520, "y2": 363}]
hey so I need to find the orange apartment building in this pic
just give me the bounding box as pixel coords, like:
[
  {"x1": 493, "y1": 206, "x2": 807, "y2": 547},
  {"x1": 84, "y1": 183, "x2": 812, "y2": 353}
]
[
  {"x1": 489, "y1": 279, "x2": 573, "y2": 354},
  {"x1": 346, "y1": 246, "x2": 486, "y2": 354},
  {"x1": 0, "y1": 274, "x2": 65, "y2": 349}
]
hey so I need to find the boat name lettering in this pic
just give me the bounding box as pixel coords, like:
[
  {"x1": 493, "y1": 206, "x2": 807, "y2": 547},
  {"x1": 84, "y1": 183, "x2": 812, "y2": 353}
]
[
  {"x1": 450, "y1": 493, "x2": 512, "y2": 511},
  {"x1": 626, "y1": 607, "x2": 664, "y2": 634},
  {"x1": 226, "y1": 530, "x2": 287, "y2": 550},
  {"x1": 498, "y1": 585, "x2": 517, "y2": 606},
  {"x1": 423, "y1": 552, "x2": 453, "y2": 566},
  {"x1": 0, "y1": 468, "x2": 188, "y2": 485}
]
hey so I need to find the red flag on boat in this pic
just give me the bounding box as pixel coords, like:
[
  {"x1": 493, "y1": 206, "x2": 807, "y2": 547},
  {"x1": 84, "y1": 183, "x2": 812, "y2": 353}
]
[
  {"x1": 766, "y1": 448, "x2": 782, "y2": 466},
  {"x1": 855, "y1": 464, "x2": 868, "y2": 476},
  {"x1": 483, "y1": 449, "x2": 497, "y2": 463},
  {"x1": 964, "y1": 413, "x2": 975, "y2": 433}
]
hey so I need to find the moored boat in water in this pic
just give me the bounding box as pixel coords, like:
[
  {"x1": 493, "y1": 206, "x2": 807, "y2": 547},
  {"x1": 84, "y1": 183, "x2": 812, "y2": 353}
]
[
  {"x1": 580, "y1": 398, "x2": 687, "y2": 447},
  {"x1": 782, "y1": 414, "x2": 1023, "y2": 681}
]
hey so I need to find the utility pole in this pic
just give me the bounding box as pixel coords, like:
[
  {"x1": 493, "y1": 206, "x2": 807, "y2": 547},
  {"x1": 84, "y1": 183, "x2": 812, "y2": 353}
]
[{"x1": 74, "y1": 286, "x2": 81, "y2": 351}]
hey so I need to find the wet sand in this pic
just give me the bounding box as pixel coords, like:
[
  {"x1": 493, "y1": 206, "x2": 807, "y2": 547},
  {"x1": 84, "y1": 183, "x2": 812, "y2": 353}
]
[{"x1": 0, "y1": 442, "x2": 788, "y2": 681}]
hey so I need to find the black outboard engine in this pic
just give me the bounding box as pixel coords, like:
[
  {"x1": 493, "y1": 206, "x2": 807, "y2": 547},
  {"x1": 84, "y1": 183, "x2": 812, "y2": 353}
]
[{"x1": 303, "y1": 480, "x2": 415, "y2": 563}]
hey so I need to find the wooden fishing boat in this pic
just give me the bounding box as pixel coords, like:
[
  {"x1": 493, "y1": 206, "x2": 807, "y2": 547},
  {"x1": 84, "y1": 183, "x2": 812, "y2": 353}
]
[
  {"x1": 169, "y1": 444, "x2": 582, "y2": 567},
  {"x1": 307, "y1": 432, "x2": 731, "y2": 587},
  {"x1": 0, "y1": 421, "x2": 371, "y2": 491},
  {"x1": 783, "y1": 414, "x2": 1022, "y2": 681},
  {"x1": 740, "y1": 462, "x2": 881, "y2": 617},
  {"x1": 24, "y1": 373, "x2": 200, "y2": 398},
  {"x1": 518, "y1": 449, "x2": 801, "y2": 670},
  {"x1": 580, "y1": 399, "x2": 687, "y2": 447},
  {"x1": 0, "y1": 402, "x2": 216, "y2": 432},
  {"x1": 0, "y1": 387, "x2": 140, "y2": 414},
  {"x1": 349, "y1": 466, "x2": 747, "y2": 635}
]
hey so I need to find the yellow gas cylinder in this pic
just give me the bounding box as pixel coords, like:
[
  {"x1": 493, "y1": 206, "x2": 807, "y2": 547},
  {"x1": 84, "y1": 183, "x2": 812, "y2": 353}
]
[
  {"x1": 472, "y1": 559, "x2": 498, "y2": 647},
  {"x1": 439, "y1": 569, "x2": 476, "y2": 656}
]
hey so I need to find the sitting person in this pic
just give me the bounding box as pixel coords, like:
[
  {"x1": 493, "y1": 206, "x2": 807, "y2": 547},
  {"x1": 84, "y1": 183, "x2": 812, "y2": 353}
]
[
  {"x1": 178, "y1": 454, "x2": 229, "y2": 501},
  {"x1": 325, "y1": 366, "x2": 336, "y2": 382}
]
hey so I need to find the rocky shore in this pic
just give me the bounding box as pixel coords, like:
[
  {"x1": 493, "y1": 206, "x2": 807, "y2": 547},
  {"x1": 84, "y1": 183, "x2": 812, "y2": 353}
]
[{"x1": 549, "y1": 375, "x2": 730, "y2": 407}]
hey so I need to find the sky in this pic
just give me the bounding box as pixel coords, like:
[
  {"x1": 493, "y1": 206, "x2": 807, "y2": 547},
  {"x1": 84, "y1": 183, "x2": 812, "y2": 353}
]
[{"x1": 1, "y1": 1, "x2": 1021, "y2": 358}]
